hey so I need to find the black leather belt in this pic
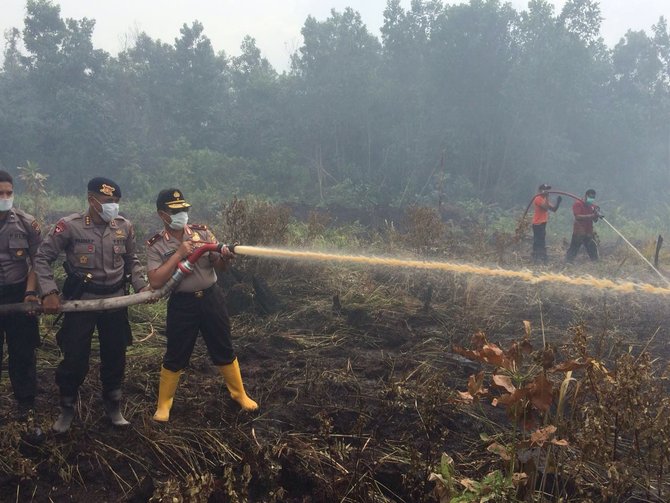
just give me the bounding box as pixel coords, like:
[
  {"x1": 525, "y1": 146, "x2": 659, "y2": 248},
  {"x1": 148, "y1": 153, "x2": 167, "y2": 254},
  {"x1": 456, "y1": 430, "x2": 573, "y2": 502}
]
[
  {"x1": 172, "y1": 284, "x2": 216, "y2": 299},
  {"x1": 83, "y1": 279, "x2": 125, "y2": 295}
]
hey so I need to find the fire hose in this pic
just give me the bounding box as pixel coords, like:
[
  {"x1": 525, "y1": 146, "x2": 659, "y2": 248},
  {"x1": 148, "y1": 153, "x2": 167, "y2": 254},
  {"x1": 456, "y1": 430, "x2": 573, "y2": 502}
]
[
  {"x1": 521, "y1": 190, "x2": 584, "y2": 220},
  {"x1": 0, "y1": 242, "x2": 234, "y2": 315},
  {"x1": 522, "y1": 191, "x2": 669, "y2": 284}
]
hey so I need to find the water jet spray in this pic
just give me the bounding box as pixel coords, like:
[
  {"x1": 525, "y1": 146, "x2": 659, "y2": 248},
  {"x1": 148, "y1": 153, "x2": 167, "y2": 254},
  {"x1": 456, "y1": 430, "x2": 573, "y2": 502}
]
[{"x1": 1, "y1": 243, "x2": 669, "y2": 316}]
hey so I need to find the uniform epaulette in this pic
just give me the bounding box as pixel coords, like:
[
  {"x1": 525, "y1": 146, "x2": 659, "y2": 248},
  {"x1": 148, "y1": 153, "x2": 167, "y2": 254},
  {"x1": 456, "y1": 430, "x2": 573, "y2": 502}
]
[
  {"x1": 64, "y1": 212, "x2": 83, "y2": 222},
  {"x1": 14, "y1": 209, "x2": 41, "y2": 234},
  {"x1": 190, "y1": 224, "x2": 208, "y2": 231},
  {"x1": 14, "y1": 208, "x2": 34, "y2": 223},
  {"x1": 146, "y1": 233, "x2": 162, "y2": 246}
]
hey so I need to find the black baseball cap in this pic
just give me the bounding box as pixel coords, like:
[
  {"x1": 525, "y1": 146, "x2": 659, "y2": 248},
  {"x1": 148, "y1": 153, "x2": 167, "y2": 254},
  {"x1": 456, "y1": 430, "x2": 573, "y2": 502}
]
[
  {"x1": 156, "y1": 188, "x2": 191, "y2": 210},
  {"x1": 88, "y1": 177, "x2": 121, "y2": 198},
  {"x1": 538, "y1": 183, "x2": 551, "y2": 191}
]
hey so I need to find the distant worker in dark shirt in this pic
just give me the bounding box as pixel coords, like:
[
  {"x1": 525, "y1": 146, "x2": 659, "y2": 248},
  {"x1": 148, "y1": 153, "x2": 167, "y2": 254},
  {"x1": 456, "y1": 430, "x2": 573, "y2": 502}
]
[
  {"x1": 531, "y1": 184, "x2": 561, "y2": 264},
  {"x1": 566, "y1": 188, "x2": 601, "y2": 262}
]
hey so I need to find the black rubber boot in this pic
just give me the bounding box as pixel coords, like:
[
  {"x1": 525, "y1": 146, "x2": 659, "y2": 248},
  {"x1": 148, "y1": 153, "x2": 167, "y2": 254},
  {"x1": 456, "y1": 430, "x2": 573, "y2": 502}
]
[
  {"x1": 52, "y1": 396, "x2": 76, "y2": 434},
  {"x1": 103, "y1": 389, "x2": 130, "y2": 427},
  {"x1": 16, "y1": 400, "x2": 35, "y2": 422},
  {"x1": 16, "y1": 400, "x2": 45, "y2": 444}
]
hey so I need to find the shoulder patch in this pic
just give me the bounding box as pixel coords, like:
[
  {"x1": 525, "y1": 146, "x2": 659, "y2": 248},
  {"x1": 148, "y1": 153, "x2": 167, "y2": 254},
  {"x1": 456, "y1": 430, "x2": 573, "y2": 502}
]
[
  {"x1": 15, "y1": 210, "x2": 41, "y2": 235},
  {"x1": 189, "y1": 224, "x2": 208, "y2": 231},
  {"x1": 54, "y1": 220, "x2": 67, "y2": 234},
  {"x1": 146, "y1": 233, "x2": 162, "y2": 246}
]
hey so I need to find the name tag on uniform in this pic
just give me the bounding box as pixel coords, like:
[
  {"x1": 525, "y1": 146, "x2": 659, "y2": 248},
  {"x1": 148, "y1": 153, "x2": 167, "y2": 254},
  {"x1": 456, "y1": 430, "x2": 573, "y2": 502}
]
[{"x1": 164, "y1": 250, "x2": 176, "y2": 258}]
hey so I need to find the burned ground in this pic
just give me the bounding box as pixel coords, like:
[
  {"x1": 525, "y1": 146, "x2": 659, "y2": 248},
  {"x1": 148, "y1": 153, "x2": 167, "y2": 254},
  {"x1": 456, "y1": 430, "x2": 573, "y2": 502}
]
[{"x1": 1, "y1": 244, "x2": 670, "y2": 502}]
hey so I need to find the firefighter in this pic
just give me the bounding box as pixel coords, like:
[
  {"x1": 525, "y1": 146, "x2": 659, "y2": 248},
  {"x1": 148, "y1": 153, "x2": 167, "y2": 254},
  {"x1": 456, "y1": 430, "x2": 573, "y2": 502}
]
[
  {"x1": 0, "y1": 170, "x2": 41, "y2": 419},
  {"x1": 566, "y1": 188, "x2": 601, "y2": 262},
  {"x1": 531, "y1": 183, "x2": 561, "y2": 264},
  {"x1": 35, "y1": 177, "x2": 149, "y2": 433},
  {"x1": 147, "y1": 188, "x2": 257, "y2": 422}
]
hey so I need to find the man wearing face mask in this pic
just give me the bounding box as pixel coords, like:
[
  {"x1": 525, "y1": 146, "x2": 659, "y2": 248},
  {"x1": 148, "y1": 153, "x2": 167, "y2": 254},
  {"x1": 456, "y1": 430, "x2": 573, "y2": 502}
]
[
  {"x1": 34, "y1": 177, "x2": 149, "y2": 433},
  {"x1": 146, "y1": 189, "x2": 257, "y2": 422},
  {"x1": 566, "y1": 188, "x2": 601, "y2": 263},
  {"x1": 0, "y1": 170, "x2": 42, "y2": 421}
]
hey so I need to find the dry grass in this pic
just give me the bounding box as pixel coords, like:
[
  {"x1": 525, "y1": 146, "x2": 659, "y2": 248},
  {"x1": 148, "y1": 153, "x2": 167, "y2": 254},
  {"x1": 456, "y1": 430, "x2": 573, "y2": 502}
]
[{"x1": 2, "y1": 203, "x2": 670, "y2": 501}]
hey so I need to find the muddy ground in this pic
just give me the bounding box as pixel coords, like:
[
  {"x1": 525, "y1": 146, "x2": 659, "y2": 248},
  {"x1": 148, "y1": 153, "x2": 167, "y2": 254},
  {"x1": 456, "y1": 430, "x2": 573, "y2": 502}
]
[{"x1": 1, "y1": 244, "x2": 669, "y2": 502}]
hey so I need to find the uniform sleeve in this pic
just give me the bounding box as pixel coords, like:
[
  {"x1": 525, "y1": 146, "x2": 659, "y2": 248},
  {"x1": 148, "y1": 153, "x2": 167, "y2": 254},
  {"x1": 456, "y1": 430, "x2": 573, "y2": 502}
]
[
  {"x1": 146, "y1": 243, "x2": 164, "y2": 272},
  {"x1": 34, "y1": 220, "x2": 69, "y2": 295},
  {"x1": 25, "y1": 216, "x2": 43, "y2": 266},
  {"x1": 206, "y1": 229, "x2": 221, "y2": 264},
  {"x1": 123, "y1": 223, "x2": 148, "y2": 292}
]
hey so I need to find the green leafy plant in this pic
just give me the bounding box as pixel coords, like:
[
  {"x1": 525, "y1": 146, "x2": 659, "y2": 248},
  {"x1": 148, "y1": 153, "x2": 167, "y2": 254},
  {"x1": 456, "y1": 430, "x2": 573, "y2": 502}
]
[{"x1": 17, "y1": 161, "x2": 48, "y2": 222}]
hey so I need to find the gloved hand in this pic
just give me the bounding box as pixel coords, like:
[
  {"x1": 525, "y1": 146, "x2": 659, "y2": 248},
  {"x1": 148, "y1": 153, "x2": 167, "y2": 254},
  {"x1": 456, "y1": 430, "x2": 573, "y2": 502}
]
[{"x1": 555, "y1": 195, "x2": 562, "y2": 210}]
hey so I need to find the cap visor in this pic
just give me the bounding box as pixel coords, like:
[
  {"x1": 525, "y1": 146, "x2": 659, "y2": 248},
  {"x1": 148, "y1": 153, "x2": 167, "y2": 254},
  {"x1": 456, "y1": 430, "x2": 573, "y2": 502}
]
[{"x1": 166, "y1": 202, "x2": 191, "y2": 209}]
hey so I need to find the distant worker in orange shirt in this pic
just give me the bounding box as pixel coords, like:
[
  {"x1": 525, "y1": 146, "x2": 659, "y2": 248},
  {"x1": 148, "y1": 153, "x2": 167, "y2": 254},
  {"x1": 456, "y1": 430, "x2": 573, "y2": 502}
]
[{"x1": 531, "y1": 184, "x2": 561, "y2": 264}]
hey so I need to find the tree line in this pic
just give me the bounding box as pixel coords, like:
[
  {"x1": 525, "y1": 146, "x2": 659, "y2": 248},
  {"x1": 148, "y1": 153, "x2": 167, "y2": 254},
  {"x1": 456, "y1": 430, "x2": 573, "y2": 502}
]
[{"x1": 1, "y1": 0, "x2": 669, "y2": 209}]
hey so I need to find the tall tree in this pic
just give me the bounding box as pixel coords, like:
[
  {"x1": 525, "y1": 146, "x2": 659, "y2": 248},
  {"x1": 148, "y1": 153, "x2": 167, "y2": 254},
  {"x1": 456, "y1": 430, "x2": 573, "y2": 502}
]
[{"x1": 291, "y1": 8, "x2": 382, "y2": 202}]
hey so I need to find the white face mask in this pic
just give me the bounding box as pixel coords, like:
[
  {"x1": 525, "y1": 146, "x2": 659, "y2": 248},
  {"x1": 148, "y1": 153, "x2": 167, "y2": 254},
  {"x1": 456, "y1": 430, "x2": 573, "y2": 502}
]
[
  {"x1": 98, "y1": 202, "x2": 120, "y2": 222},
  {"x1": 168, "y1": 211, "x2": 189, "y2": 230},
  {"x1": 0, "y1": 197, "x2": 13, "y2": 212}
]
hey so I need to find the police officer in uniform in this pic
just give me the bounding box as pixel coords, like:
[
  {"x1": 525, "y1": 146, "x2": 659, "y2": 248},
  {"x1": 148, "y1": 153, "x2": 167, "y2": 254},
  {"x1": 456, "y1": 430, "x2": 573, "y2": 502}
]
[
  {"x1": 35, "y1": 177, "x2": 149, "y2": 433},
  {"x1": 0, "y1": 170, "x2": 41, "y2": 419},
  {"x1": 147, "y1": 189, "x2": 257, "y2": 422}
]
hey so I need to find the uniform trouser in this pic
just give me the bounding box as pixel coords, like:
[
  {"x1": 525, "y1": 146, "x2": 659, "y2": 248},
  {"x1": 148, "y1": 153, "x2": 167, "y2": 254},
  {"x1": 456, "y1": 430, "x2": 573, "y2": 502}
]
[
  {"x1": 163, "y1": 284, "x2": 235, "y2": 372},
  {"x1": 55, "y1": 308, "x2": 131, "y2": 397},
  {"x1": 0, "y1": 284, "x2": 39, "y2": 405},
  {"x1": 566, "y1": 233, "x2": 599, "y2": 262},
  {"x1": 532, "y1": 223, "x2": 547, "y2": 263}
]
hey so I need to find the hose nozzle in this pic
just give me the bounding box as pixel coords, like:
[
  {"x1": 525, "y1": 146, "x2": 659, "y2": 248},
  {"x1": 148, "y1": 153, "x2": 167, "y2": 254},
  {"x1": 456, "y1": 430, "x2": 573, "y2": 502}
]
[{"x1": 182, "y1": 242, "x2": 239, "y2": 268}]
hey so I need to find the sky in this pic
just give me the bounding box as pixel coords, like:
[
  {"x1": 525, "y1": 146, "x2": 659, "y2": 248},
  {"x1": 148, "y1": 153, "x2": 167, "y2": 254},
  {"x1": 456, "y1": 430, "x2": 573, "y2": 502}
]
[{"x1": 1, "y1": 0, "x2": 669, "y2": 71}]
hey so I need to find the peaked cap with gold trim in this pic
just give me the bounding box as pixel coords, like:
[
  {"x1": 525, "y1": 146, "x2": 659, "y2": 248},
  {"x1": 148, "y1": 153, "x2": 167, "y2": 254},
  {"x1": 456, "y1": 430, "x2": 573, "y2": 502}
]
[{"x1": 156, "y1": 188, "x2": 191, "y2": 210}]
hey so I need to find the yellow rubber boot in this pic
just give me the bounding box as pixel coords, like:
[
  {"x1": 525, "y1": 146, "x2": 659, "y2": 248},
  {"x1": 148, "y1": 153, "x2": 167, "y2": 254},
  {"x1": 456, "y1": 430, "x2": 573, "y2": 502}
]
[
  {"x1": 153, "y1": 366, "x2": 182, "y2": 422},
  {"x1": 217, "y1": 358, "x2": 258, "y2": 411}
]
